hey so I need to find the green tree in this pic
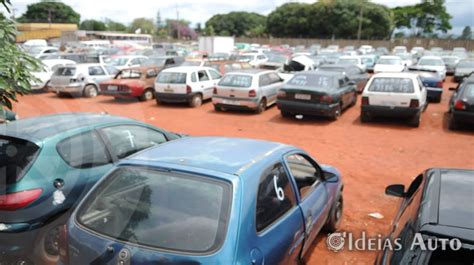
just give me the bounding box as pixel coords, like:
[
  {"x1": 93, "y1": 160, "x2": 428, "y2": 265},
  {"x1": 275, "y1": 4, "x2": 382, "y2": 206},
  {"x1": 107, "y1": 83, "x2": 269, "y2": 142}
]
[
  {"x1": 204, "y1": 25, "x2": 215, "y2": 36},
  {"x1": 105, "y1": 19, "x2": 126, "y2": 32},
  {"x1": 0, "y1": 0, "x2": 42, "y2": 110},
  {"x1": 18, "y1": 1, "x2": 80, "y2": 24},
  {"x1": 206, "y1": 12, "x2": 266, "y2": 37},
  {"x1": 129, "y1": 17, "x2": 155, "y2": 34},
  {"x1": 80, "y1": 19, "x2": 106, "y2": 31},
  {"x1": 266, "y1": 3, "x2": 312, "y2": 38},
  {"x1": 460, "y1": 26, "x2": 472, "y2": 40}
]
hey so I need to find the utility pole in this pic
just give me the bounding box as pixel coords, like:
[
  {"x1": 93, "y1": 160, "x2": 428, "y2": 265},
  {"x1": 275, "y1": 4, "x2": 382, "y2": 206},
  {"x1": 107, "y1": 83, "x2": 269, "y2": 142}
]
[
  {"x1": 176, "y1": 3, "x2": 180, "y2": 40},
  {"x1": 357, "y1": 5, "x2": 364, "y2": 41}
]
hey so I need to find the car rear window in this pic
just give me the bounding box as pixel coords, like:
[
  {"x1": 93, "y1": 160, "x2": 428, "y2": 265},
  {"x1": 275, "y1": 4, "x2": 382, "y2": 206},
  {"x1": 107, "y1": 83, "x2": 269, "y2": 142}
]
[
  {"x1": 218, "y1": 74, "x2": 253, "y2": 88},
  {"x1": 0, "y1": 136, "x2": 39, "y2": 185},
  {"x1": 368, "y1": 78, "x2": 415, "y2": 93},
  {"x1": 54, "y1": 67, "x2": 76, "y2": 76},
  {"x1": 288, "y1": 74, "x2": 335, "y2": 89},
  {"x1": 463, "y1": 84, "x2": 474, "y2": 98},
  {"x1": 156, "y1": 72, "x2": 187, "y2": 84},
  {"x1": 77, "y1": 167, "x2": 231, "y2": 253},
  {"x1": 418, "y1": 59, "x2": 444, "y2": 66}
]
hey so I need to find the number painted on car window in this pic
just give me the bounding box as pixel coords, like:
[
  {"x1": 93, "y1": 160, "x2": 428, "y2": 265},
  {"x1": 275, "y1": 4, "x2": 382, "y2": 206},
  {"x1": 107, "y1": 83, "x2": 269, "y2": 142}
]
[
  {"x1": 123, "y1": 130, "x2": 135, "y2": 148},
  {"x1": 273, "y1": 175, "x2": 285, "y2": 201}
]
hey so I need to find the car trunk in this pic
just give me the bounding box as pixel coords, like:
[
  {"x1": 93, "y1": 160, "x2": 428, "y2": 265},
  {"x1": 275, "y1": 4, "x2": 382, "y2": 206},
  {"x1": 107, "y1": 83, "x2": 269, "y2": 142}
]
[
  {"x1": 281, "y1": 88, "x2": 330, "y2": 104},
  {"x1": 216, "y1": 85, "x2": 252, "y2": 99},
  {"x1": 50, "y1": 66, "x2": 78, "y2": 86},
  {"x1": 366, "y1": 92, "x2": 414, "y2": 107},
  {"x1": 156, "y1": 83, "x2": 188, "y2": 94}
]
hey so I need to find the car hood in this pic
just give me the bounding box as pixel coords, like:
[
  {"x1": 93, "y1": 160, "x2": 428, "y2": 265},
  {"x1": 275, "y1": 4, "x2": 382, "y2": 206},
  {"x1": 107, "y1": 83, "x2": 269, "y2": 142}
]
[
  {"x1": 374, "y1": 64, "x2": 404, "y2": 72},
  {"x1": 416, "y1": 65, "x2": 445, "y2": 72},
  {"x1": 455, "y1": 67, "x2": 474, "y2": 74}
]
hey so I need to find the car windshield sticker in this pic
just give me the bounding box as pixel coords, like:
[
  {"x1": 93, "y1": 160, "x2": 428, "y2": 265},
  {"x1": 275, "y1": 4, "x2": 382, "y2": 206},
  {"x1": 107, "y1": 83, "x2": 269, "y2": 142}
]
[{"x1": 273, "y1": 175, "x2": 285, "y2": 201}]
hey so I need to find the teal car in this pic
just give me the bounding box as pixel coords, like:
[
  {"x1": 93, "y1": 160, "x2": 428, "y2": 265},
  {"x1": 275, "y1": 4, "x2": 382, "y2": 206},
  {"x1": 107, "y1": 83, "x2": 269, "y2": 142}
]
[
  {"x1": 0, "y1": 109, "x2": 18, "y2": 123},
  {"x1": 0, "y1": 113, "x2": 181, "y2": 265}
]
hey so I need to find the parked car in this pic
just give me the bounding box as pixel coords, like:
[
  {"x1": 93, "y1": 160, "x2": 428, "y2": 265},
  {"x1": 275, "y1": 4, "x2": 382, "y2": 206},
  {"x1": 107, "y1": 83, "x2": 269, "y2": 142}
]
[
  {"x1": 360, "y1": 73, "x2": 428, "y2": 127},
  {"x1": 415, "y1": 56, "x2": 447, "y2": 80},
  {"x1": 374, "y1": 56, "x2": 405, "y2": 73},
  {"x1": 155, "y1": 66, "x2": 222, "y2": 107},
  {"x1": 58, "y1": 136, "x2": 344, "y2": 265},
  {"x1": 392, "y1": 46, "x2": 407, "y2": 54},
  {"x1": 441, "y1": 55, "x2": 460, "y2": 75},
  {"x1": 454, "y1": 59, "x2": 474, "y2": 82},
  {"x1": 107, "y1": 55, "x2": 148, "y2": 70},
  {"x1": 259, "y1": 54, "x2": 289, "y2": 71},
  {"x1": 144, "y1": 55, "x2": 184, "y2": 69},
  {"x1": 361, "y1": 55, "x2": 377, "y2": 73},
  {"x1": 31, "y1": 59, "x2": 76, "y2": 91},
  {"x1": 358, "y1": 45, "x2": 374, "y2": 54},
  {"x1": 396, "y1": 53, "x2": 416, "y2": 67},
  {"x1": 213, "y1": 69, "x2": 284, "y2": 113},
  {"x1": 336, "y1": 56, "x2": 367, "y2": 72},
  {"x1": 99, "y1": 66, "x2": 160, "y2": 101},
  {"x1": 0, "y1": 109, "x2": 18, "y2": 123},
  {"x1": 0, "y1": 113, "x2": 181, "y2": 265},
  {"x1": 375, "y1": 47, "x2": 389, "y2": 56},
  {"x1": 236, "y1": 53, "x2": 268, "y2": 67},
  {"x1": 376, "y1": 168, "x2": 474, "y2": 265},
  {"x1": 447, "y1": 76, "x2": 474, "y2": 130},
  {"x1": 277, "y1": 71, "x2": 357, "y2": 120},
  {"x1": 28, "y1": 46, "x2": 59, "y2": 59},
  {"x1": 406, "y1": 68, "x2": 444, "y2": 103},
  {"x1": 318, "y1": 64, "x2": 369, "y2": 93},
  {"x1": 410, "y1": 46, "x2": 425, "y2": 57},
  {"x1": 49, "y1": 63, "x2": 119, "y2": 98},
  {"x1": 205, "y1": 60, "x2": 252, "y2": 75}
]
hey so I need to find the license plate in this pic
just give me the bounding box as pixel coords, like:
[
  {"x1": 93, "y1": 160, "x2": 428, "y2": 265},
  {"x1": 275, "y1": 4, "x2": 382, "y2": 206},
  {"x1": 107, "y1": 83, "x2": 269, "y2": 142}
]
[
  {"x1": 381, "y1": 101, "x2": 397, "y2": 106},
  {"x1": 108, "y1": 85, "x2": 118, "y2": 91},
  {"x1": 164, "y1": 88, "x2": 174, "y2": 93},
  {"x1": 223, "y1": 99, "x2": 241, "y2": 105},
  {"x1": 295, "y1": 93, "x2": 311, "y2": 100}
]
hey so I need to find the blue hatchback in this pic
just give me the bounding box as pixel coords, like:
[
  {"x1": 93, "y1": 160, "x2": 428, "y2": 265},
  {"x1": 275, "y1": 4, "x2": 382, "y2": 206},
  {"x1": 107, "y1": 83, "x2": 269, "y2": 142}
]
[{"x1": 60, "y1": 137, "x2": 344, "y2": 265}]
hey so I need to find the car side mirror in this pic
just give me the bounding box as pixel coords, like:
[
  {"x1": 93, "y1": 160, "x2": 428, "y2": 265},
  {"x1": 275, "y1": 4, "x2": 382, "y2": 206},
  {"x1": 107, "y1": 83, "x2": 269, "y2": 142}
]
[
  {"x1": 323, "y1": 171, "x2": 339, "y2": 183},
  {"x1": 385, "y1": 184, "x2": 405, "y2": 197},
  {"x1": 449, "y1": 87, "x2": 457, "y2": 91}
]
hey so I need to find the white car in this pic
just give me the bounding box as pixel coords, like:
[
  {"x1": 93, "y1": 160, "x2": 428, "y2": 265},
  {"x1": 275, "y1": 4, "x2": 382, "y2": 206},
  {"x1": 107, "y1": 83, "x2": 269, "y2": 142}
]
[
  {"x1": 374, "y1": 56, "x2": 405, "y2": 73},
  {"x1": 336, "y1": 56, "x2": 367, "y2": 72},
  {"x1": 31, "y1": 59, "x2": 76, "y2": 91},
  {"x1": 416, "y1": 56, "x2": 447, "y2": 80},
  {"x1": 392, "y1": 46, "x2": 407, "y2": 54},
  {"x1": 361, "y1": 73, "x2": 427, "y2": 127},
  {"x1": 396, "y1": 53, "x2": 416, "y2": 67},
  {"x1": 154, "y1": 66, "x2": 222, "y2": 107},
  {"x1": 28, "y1": 46, "x2": 59, "y2": 59},
  {"x1": 358, "y1": 45, "x2": 374, "y2": 54},
  {"x1": 410, "y1": 46, "x2": 425, "y2": 56},
  {"x1": 107, "y1": 55, "x2": 149, "y2": 70},
  {"x1": 237, "y1": 53, "x2": 268, "y2": 67},
  {"x1": 213, "y1": 69, "x2": 285, "y2": 114}
]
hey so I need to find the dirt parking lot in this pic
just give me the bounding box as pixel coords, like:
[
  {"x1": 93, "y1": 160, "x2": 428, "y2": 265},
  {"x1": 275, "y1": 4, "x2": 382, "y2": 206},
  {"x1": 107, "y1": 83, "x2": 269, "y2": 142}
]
[{"x1": 12, "y1": 76, "x2": 474, "y2": 264}]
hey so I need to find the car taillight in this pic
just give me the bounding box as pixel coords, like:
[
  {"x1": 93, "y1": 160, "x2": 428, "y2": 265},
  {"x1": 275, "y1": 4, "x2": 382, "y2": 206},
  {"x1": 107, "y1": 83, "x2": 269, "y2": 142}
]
[
  {"x1": 409, "y1": 99, "x2": 420, "y2": 108},
  {"x1": 320, "y1": 95, "x2": 333, "y2": 103},
  {"x1": 213, "y1": 87, "x2": 217, "y2": 95},
  {"x1": 0, "y1": 188, "x2": 42, "y2": 211},
  {"x1": 58, "y1": 225, "x2": 69, "y2": 264},
  {"x1": 186, "y1": 85, "x2": 192, "y2": 94},
  {"x1": 361, "y1": 96, "x2": 369, "y2": 106},
  {"x1": 454, "y1": 100, "x2": 466, "y2": 110},
  {"x1": 436, "y1": 81, "x2": 443, "y2": 88},
  {"x1": 277, "y1": 90, "x2": 286, "y2": 98},
  {"x1": 249, "y1": 89, "x2": 257, "y2": 97}
]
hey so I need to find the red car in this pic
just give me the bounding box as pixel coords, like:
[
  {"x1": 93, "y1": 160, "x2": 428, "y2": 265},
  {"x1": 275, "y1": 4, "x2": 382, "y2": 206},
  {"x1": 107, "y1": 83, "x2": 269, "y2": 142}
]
[{"x1": 99, "y1": 66, "x2": 160, "y2": 101}]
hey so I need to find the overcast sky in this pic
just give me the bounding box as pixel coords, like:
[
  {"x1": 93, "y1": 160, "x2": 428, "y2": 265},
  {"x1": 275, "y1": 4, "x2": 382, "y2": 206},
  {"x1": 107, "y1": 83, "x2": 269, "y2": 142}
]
[{"x1": 8, "y1": 0, "x2": 474, "y2": 35}]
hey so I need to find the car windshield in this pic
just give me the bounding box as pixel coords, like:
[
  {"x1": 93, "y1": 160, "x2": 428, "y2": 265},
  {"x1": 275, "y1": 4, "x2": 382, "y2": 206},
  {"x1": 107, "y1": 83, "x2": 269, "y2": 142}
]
[
  {"x1": 54, "y1": 67, "x2": 76, "y2": 76},
  {"x1": 464, "y1": 83, "x2": 474, "y2": 98},
  {"x1": 218, "y1": 74, "x2": 253, "y2": 88},
  {"x1": 457, "y1": 60, "x2": 474, "y2": 68},
  {"x1": 368, "y1": 77, "x2": 414, "y2": 93},
  {"x1": 287, "y1": 74, "x2": 335, "y2": 89},
  {"x1": 109, "y1": 57, "x2": 129, "y2": 66},
  {"x1": 0, "y1": 136, "x2": 40, "y2": 185},
  {"x1": 338, "y1": 58, "x2": 359, "y2": 65},
  {"x1": 77, "y1": 167, "x2": 231, "y2": 253},
  {"x1": 377, "y1": 58, "x2": 401, "y2": 65},
  {"x1": 442, "y1": 57, "x2": 458, "y2": 64},
  {"x1": 156, "y1": 72, "x2": 187, "y2": 84},
  {"x1": 117, "y1": 70, "x2": 142, "y2": 79},
  {"x1": 418, "y1": 59, "x2": 444, "y2": 66}
]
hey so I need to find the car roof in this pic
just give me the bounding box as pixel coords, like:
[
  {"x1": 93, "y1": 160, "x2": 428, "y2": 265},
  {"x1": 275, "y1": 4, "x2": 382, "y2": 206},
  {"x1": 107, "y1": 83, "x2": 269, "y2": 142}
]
[
  {"x1": 0, "y1": 113, "x2": 134, "y2": 142},
  {"x1": 419, "y1": 169, "x2": 474, "y2": 243},
  {"x1": 127, "y1": 137, "x2": 293, "y2": 176},
  {"x1": 161, "y1": 66, "x2": 214, "y2": 73}
]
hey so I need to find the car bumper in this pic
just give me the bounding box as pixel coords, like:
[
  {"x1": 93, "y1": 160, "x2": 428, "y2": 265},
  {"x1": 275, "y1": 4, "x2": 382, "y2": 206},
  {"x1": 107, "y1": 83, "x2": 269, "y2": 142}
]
[
  {"x1": 51, "y1": 84, "x2": 83, "y2": 93},
  {"x1": 362, "y1": 105, "x2": 420, "y2": 118},
  {"x1": 452, "y1": 110, "x2": 474, "y2": 124},
  {"x1": 155, "y1": 92, "x2": 195, "y2": 103},
  {"x1": 212, "y1": 96, "x2": 259, "y2": 109},
  {"x1": 0, "y1": 227, "x2": 40, "y2": 264},
  {"x1": 277, "y1": 99, "x2": 339, "y2": 117},
  {"x1": 100, "y1": 90, "x2": 134, "y2": 97}
]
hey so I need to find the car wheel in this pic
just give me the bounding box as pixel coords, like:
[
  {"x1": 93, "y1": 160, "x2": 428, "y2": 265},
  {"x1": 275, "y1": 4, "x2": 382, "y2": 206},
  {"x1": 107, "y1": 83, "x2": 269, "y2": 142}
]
[
  {"x1": 83, "y1": 85, "x2": 98, "y2": 98},
  {"x1": 360, "y1": 112, "x2": 371, "y2": 123},
  {"x1": 255, "y1": 98, "x2": 266, "y2": 114},
  {"x1": 139, "y1": 89, "x2": 154, "y2": 102},
  {"x1": 281, "y1": 111, "x2": 292, "y2": 118},
  {"x1": 324, "y1": 196, "x2": 343, "y2": 233},
  {"x1": 57, "y1": 92, "x2": 67, "y2": 98},
  {"x1": 155, "y1": 97, "x2": 161, "y2": 105},
  {"x1": 189, "y1": 94, "x2": 202, "y2": 108},
  {"x1": 436, "y1": 95, "x2": 442, "y2": 103},
  {"x1": 42, "y1": 80, "x2": 50, "y2": 92},
  {"x1": 409, "y1": 113, "x2": 421, "y2": 128},
  {"x1": 448, "y1": 114, "x2": 458, "y2": 130},
  {"x1": 214, "y1": 104, "x2": 222, "y2": 112},
  {"x1": 331, "y1": 104, "x2": 342, "y2": 120}
]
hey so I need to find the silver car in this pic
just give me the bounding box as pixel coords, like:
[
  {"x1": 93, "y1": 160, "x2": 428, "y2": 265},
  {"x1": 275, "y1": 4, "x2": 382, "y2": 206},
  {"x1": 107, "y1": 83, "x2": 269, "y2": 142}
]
[
  {"x1": 50, "y1": 63, "x2": 119, "y2": 97},
  {"x1": 454, "y1": 59, "x2": 474, "y2": 82},
  {"x1": 212, "y1": 69, "x2": 285, "y2": 113}
]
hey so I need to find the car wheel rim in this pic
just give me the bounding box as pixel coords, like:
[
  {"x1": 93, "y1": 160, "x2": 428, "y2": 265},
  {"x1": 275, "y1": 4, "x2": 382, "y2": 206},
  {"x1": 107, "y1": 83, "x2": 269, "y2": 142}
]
[
  {"x1": 194, "y1": 96, "x2": 202, "y2": 106},
  {"x1": 145, "y1": 91, "x2": 153, "y2": 100},
  {"x1": 44, "y1": 226, "x2": 61, "y2": 256},
  {"x1": 89, "y1": 87, "x2": 97, "y2": 97}
]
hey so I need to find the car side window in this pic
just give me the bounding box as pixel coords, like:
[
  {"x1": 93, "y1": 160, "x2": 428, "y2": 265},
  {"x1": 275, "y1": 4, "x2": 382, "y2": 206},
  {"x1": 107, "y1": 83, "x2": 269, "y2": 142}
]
[
  {"x1": 257, "y1": 55, "x2": 266, "y2": 60},
  {"x1": 256, "y1": 163, "x2": 297, "y2": 232},
  {"x1": 259, "y1": 74, "x2": 271, "y2": 87},
  {"x1": 416, "y1": 77, "x2": 424, "y2": 92},
  {"x1": 88, "y1": 66, "x2": 106, "y2": 76},
  {"x1": 100, "y1": 125, "x2": 167, "y2": 160},
  {"x1": 130, "y1": 58, "x2": 140, "y2": 65},
  {"x1": 166, "y1": 59, "x2": 175, "y2": 65},
  {"x1": 197, "y1": 70, "x2": 210, "y2": 81},
  {"x1": 191, "y1": 72, "x2": 197, "y2": 82},
  {"x1": 146, "y1": 69, "x2": 158, "y2": 78},
  {"x1": 208, "y1": 69, "x2": 222, "y2": 80},
  {"x1": 105, "y1": 66, "x2": 119, "y2": 76},
  {"x1": 285, "y1": 154, "x2": 321, "y2": 200},
  {"x1": 57, "y1": 131, "x2": 111, "y2": 169},
  {"x1": 268, "y1": 73, "x2": 282, "y2": 84}
]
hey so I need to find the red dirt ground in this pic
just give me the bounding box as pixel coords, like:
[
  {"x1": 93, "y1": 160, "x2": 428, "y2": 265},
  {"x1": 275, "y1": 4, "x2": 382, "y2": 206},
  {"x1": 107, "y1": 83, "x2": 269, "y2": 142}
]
[{"x1": 12, "y1": 76, "x2": 474, "y2": 264}]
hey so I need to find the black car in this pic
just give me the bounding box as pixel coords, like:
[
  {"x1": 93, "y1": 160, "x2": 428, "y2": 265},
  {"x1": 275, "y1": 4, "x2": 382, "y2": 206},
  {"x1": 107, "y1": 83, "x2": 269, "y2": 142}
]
[
  {"x1": 276, "y1": 71, "x2": 357, "y2": 120},
  {"x1": 407, "y1": 68, "x2": 444, "y2": 103},
  {"x1": 376, "y1": 168, "x2": 474, "y2": 265},
  {"x1": 448, "y1": 76, "x2": 474, "y2": 130},
  {"x1": 317, "y1": 64, "x2": 369, "y2": 93}
]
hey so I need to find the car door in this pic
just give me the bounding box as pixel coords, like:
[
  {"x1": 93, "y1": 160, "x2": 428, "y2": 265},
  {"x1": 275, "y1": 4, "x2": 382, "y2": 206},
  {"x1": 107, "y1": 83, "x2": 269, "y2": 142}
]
[
  {"x1": 88, "y1": 65, "x2": 110, "y2": 83},
  {"x1": 284, "y1": 153, "x2": 330, "y2": 256},
  {"x1": 267, "y1": 72, "x2": 284, "y2": 105},
  {"x1": 196, "y1": 69, "x2": 213, "y2": 99},
  {"x1": 254, "y1": 162, "x2": 305, "y2": 265},
  {"x1": 207, "y1": 69, "x2": 222, "y2": 99},
  {"x1": 340, "y1": 77, "x2": 357, "y2": 108}
]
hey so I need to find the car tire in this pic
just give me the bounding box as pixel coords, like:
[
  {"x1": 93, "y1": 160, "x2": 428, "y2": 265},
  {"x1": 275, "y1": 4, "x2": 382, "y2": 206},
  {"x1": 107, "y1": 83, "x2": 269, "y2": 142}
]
[
  {"x1": 83, "y1": 85, "x2": 98, "y2": 98},
  {"x1": 42, "y1": 80, "x2": 50, "y2": 92},
  {"x1": 409, "y1": 113, "x2": 421, "y2": 128},
  {"x1": 32, "y1": 213, "x2": 69, "y2": 265},
  {"x1": 324, "y1": 196, "x2": 343, "y2": 233},
  {"x1": 360, "y1": 112, "x2": 371, "y2": 123},
  {"x1": 331, "y1": 104, "x2": 342, "y2": 120},
  {"x1": 214, "y1": 105, "x2": 222, "y2": 112},
  {"x1": 281, "y1": 111, "x2": 292, "y2": 118},
  {"x1": 189, "y1": 94, "x2": 202, "y2": 108},
  {"x1": 139, "y1": 89, "x2": 154, "y2": 102},
  {"x1": 435, "y1": 95, "x2": 442, "y2": 103},
  {"x1": 448, "y1": 114, "x2": 458, "y2": 130},
  {"x1": 255, "y1": 98, "x2": 266, "y2": 114},
  {"x1": 155, "y1": 97, "x2": 161, "y2": 105}
]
